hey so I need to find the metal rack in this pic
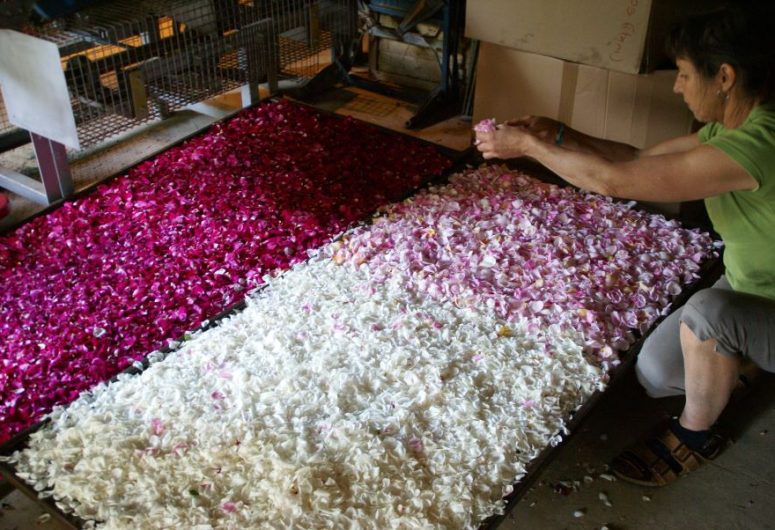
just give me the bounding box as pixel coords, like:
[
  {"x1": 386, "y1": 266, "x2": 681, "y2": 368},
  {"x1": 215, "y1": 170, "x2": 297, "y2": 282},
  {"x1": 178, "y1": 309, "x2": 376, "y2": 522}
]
[
  {"x1": 0, "y1": 0, "x2": 352, "y2": 206},
  {"x1": 303, "y1": 0, "x2": 466, "y2": 129}
]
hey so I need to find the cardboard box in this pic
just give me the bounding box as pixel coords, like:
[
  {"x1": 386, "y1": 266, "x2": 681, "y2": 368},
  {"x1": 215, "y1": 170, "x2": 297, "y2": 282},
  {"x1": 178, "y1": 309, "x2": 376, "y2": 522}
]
[
  {"x1": 472, "y1": 42, "x2": 694, "y2": 149},
  {"x1": 465, "y1": 0, "x2": 719, "y2": 74}
]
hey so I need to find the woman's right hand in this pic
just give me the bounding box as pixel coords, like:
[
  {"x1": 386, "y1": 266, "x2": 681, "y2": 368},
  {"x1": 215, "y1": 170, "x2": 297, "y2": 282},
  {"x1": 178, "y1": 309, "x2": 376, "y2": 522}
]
[{"x1": 475, "y1": 123, "x2": 540, "y2": 160}]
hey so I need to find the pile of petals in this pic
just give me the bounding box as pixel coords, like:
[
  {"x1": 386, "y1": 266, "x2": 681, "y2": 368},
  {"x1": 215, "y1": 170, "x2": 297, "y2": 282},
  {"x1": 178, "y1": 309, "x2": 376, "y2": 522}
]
[
  {"x1": 330, "y1": 165, "x2": 716, "y2": 368},
  {"x1": 5, "y1": 164, "x2": 716, "y2": 529},
  {"x1": 0, "y1": 99, "x2": 451, "y2": 444},
  {"x1": 473, "y1": 118, "x2": 497, "y2": 133},
  {"x1": 5, "y1": 257, "x2": 603, "y2": 529}
]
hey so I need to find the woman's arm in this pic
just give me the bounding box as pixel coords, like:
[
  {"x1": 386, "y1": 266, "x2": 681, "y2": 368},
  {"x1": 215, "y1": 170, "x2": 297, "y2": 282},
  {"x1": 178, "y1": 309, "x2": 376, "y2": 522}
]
[
  {"x1": 506, "y1": 116, "x2": 702, "y2": 160},
  {"x1": 475, "y1": 126, "x2": 756, "y2": 202},
  {"x1": 640, "y1": 132, "x2": 701, "y2": 157},
  {"x1": 506, "y1": 116, "x2": 640, "y2": 161}
]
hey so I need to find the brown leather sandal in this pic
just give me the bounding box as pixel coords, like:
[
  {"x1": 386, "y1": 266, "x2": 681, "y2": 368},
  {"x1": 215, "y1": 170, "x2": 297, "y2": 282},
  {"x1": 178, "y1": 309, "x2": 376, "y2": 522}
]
[{"x1": 610, "y1": 424, "x2": 726, "y2": 487}]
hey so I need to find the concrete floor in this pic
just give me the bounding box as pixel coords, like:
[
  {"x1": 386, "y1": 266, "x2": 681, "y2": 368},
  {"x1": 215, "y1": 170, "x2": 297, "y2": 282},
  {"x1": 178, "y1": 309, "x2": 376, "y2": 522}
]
[
  {"x1": 497, "y1": 370, "x2": 775, "y2": 530},
  {"x1": 2, "y1": 87, "x2": 774, "y2": 530}
]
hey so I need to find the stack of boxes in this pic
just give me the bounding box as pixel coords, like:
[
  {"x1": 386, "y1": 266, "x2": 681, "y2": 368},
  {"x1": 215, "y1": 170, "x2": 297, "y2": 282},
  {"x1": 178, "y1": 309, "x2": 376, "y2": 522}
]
[{"x1": 466, "y1": 0, "x2": 720, "y2": 149}]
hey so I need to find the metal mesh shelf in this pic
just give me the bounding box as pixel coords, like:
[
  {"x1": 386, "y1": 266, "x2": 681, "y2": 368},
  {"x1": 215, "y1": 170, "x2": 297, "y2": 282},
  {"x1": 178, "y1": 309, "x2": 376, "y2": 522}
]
[
  {"x1": 0, "y1": 0, "x2": 355, "y2": 206},
  {"x1": 1, "y1": 0, "x2": 353, "y2": 151},
  {"x1": 29, "y1": 0, "x2": 268, "y2": 149}
]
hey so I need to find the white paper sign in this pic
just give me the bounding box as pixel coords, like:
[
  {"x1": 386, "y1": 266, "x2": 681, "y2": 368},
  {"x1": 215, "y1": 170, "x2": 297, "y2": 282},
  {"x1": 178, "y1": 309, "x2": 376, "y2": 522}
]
[{"x1": 0, "y1": 29, "x2": 80, "y2": 149}]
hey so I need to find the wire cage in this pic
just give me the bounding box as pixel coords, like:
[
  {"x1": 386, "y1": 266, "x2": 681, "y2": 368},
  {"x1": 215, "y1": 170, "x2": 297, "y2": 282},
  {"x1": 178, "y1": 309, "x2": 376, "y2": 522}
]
[
  {"x1": 0, "y1": 0, "x2": 356, "y2": 206},
  {"x1": 269, "y1": 0, "x2": 356, "y2": 79},
  {"x1": 0, "y1": 0, "x2": 354, "y2": 150}
]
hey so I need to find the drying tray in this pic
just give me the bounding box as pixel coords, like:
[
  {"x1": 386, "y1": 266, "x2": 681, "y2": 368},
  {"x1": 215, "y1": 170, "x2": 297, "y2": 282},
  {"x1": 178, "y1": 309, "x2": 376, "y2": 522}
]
[
  {"x1": 0, "y1": 139, "x2": 722, "y2": 530},
  {"x1": 0, "y1": 96, "x2": 469, "y2": 527}
]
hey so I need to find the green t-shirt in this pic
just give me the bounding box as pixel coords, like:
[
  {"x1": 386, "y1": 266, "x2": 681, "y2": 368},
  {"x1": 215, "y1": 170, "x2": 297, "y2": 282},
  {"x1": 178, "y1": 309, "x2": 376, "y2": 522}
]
[{"x1": 698, "y1": 102, "x2": 775, "y2": 300}]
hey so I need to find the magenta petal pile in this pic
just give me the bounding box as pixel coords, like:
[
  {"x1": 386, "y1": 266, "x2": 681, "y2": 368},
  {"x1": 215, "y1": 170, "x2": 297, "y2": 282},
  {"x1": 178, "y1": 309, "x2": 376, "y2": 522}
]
[
  {"x1": 0, "y1": 100, "x2": 451, "y2": 443},
  {"x1": 473, "y1": 118, "x2": 497, "y2": 133},
  {"x1": 331, "y1": 165, "x2": 717, "y2": 367}
]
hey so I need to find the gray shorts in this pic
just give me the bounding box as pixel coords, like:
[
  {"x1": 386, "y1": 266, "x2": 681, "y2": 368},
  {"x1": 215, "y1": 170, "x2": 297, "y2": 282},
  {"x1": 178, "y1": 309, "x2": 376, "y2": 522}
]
[{"x1": 636, "y1": 276, "x2": 775, "y2": 398}]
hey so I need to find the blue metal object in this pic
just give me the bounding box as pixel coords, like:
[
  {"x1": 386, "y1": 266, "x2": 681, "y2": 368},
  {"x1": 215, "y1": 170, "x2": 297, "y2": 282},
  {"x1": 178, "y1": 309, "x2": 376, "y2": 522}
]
[
  {"x1": 368, "y1": 0, "x2": 443, "y2": 22},
  {"x1": 282, "y1": 0, "x2": 465, "y2": 129},
  {"x1": 354, "y1": 0, "x2": 464, "y2": 128},
  {"x1": 32, "y1": 0, "x2": 105, "y2": 21}
]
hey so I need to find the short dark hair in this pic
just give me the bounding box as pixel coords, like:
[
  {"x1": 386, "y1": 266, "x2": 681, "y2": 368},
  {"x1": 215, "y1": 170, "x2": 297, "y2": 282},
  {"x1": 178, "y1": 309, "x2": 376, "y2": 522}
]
[{"x1": 665, "y1": 2, "x2": 775, "y2": 101}]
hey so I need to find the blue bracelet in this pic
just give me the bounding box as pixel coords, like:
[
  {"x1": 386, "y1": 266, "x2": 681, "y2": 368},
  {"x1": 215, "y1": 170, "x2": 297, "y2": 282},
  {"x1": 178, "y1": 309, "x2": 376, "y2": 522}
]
[{"x1": 555, "y1": 123, "x2": 566, "y2": 146}]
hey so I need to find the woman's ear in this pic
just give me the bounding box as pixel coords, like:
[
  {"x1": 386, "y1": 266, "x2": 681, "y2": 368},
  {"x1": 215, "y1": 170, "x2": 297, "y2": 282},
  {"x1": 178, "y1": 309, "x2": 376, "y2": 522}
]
[{"x1": 718, "y1": 63, "x2": 737, "y2": 91}]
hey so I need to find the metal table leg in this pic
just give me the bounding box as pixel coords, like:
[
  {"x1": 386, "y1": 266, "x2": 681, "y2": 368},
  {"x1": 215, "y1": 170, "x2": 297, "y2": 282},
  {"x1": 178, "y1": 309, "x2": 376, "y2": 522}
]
[{"x1": 0, "y1": 132, "x2": 73, "y2": 206}]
